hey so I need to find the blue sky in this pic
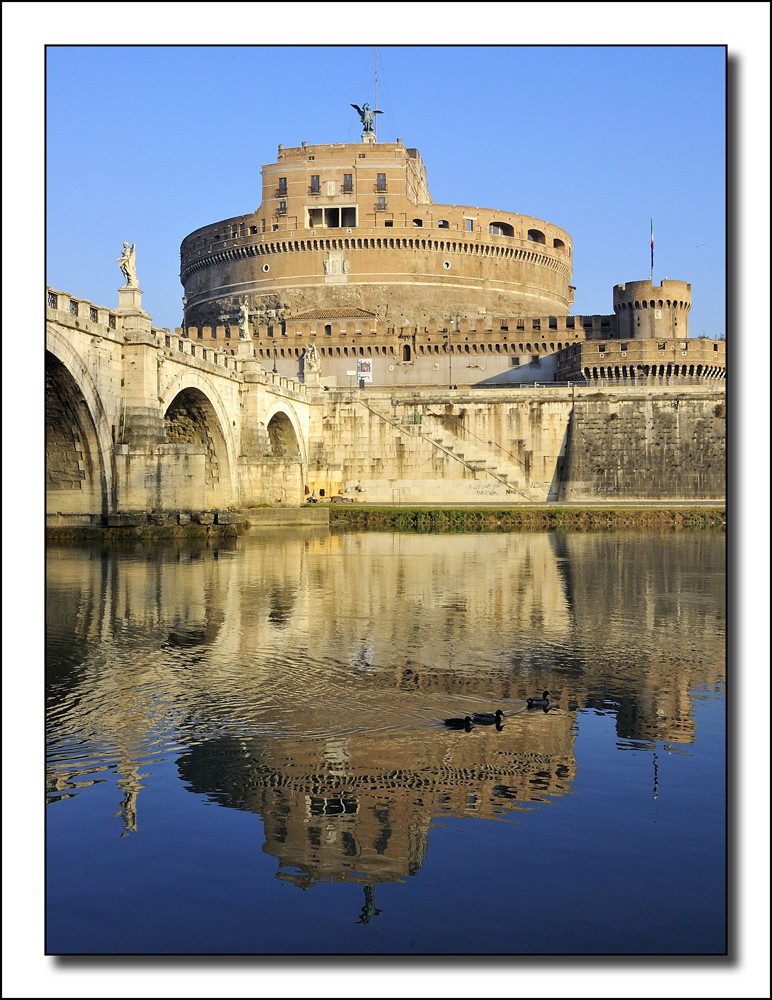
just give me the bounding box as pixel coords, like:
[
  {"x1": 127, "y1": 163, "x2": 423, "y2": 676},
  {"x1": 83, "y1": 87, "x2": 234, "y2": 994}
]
[{"x1": 43, "y1": 43, "x2": 728, "y2": 335}]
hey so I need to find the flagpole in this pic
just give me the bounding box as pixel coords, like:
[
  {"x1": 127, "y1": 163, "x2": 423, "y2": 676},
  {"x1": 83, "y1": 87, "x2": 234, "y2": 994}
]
[
  {"x1": 374, "y1": 48, "x2": 378, "y2": 141},
  {"x1": 650, "y1": 218, "x2": 654, "y2": 282}
]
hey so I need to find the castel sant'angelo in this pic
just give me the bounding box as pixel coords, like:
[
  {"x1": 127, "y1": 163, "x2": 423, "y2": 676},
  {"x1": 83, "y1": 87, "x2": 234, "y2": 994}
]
[
  {"x1": 46, "y1": 100, "x2": 726, "y2": 518},
  {"x1": 179, "y1": 103, "x2": 725, "y2": 389}
]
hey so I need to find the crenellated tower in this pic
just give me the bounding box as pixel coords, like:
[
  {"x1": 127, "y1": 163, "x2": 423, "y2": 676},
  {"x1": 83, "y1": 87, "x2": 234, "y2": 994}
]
[{"x1": 613, "y1": 279, "x2": 691, "y2": 340}]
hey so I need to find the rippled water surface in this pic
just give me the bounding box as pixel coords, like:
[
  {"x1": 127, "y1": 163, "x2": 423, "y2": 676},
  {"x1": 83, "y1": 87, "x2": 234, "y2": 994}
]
[{"x1": 46, "y1": 528, "x2": 726, "y2": 955}]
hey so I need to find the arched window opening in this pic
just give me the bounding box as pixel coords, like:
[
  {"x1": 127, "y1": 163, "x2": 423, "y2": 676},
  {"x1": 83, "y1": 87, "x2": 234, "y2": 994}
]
[
  {"x1": 527, "y1": 229, "x2": 546, "y2": 244},
  {"x1": 402, "y1": 344, "x2": 411, "y2": 362}
]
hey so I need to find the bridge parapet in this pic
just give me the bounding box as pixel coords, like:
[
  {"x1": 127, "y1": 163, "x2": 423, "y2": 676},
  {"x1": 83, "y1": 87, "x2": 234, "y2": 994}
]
[{"x1": 47, "y1": 288, "x2": 120, "y2": 337}]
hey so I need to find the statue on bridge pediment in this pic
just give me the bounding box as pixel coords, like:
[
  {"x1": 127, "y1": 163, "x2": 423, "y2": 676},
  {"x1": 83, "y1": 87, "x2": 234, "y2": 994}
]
[
  {"x1": 303, "y1": 343, "x2": 322, "y2": 381},
  {"x1": 116, "y1": 242, "x2": 138, "y2": 287},
  {"x1": 238, "y1": 295, "x2": 250, "y2": 339}
]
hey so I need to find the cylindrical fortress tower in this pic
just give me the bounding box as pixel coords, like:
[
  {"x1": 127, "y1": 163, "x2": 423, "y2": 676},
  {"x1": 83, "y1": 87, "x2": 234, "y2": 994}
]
[
  {"x1": 180, "y1": 140, "x2": 574, "y2": 329},
  {"x1": 613, "y1": 279, "x2": 691, "y2": 339}
]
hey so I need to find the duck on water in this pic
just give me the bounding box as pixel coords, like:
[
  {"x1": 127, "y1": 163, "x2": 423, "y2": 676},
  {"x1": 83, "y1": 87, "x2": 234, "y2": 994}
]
[
  {"x1": 472, "y1": 709, "x2": 504, "y2": 726},
  {"x1": 444, "y1": 716, "x2": 474, "y2": 731},
  {"x1": 526, "y1": 691, "x2": 550, "y2": 709}
]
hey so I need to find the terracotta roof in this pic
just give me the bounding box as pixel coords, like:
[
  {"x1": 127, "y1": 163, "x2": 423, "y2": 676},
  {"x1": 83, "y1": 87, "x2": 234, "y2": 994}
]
[{"x1": 291, "y1": 307, "x2": 377, "y2": 320}]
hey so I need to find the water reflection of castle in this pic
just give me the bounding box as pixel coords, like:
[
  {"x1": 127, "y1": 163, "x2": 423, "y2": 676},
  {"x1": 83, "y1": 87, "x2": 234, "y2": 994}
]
[
  {"x1": 47, "y1": 529, "x2": 725, "y2": 862},
  {"x1": 176, "y1": 727, "x2": 576, "y2": 889}
]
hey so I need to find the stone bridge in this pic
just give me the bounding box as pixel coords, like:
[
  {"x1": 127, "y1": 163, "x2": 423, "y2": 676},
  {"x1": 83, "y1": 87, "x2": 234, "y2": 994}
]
[
  {"x1": 46, "y1": 286, "x2": 312, "y2": 523},
  {"x1": 46, "y1": 285, "x2": 726, "y2": 525}
]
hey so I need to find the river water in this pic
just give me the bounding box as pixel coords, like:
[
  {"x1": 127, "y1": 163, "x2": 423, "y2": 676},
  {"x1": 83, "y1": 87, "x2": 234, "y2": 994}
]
[{"x1": 45, "y1": 527, "x2": 726, "y2": 956}]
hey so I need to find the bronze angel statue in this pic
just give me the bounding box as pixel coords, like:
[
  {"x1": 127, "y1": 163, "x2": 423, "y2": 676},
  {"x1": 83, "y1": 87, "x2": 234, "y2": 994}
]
[{"x1": 351, "y1": 102, "x2": 383, "y2": 134}]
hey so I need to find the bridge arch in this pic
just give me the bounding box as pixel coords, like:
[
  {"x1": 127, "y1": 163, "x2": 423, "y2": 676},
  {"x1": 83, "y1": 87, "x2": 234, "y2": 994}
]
[
  {"x1": 46, "y1": 326, "x2": 113, "y2": 517},
  {"x1": 162, "y1": 382, "x2": 237, "y2": 508},
  {"x1": 263, "y1": 401, "x2": 306, "y2": 464}
]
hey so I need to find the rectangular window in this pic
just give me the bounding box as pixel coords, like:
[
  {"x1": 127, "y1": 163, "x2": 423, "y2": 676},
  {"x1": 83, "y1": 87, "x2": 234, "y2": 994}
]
[
  {"x1": 620, "y1": 343, "x2": 628, "y2": 351},
  {"x1": 90, "y1": 307, "x2": 98, "y2": 322},
  {"x1": 532, "y1": 319, "x2": 541, "y2": 331},
  {"x1": 376, "y1": 173, "x2": 387, "y2": 192},
  {"x1": 376, "y1": 196, "x2": 387, "y2": 209},
  {"x1": 278, "y1": 200, "x2": 287, "y2": 215},
  {"x1": 658, "y1": 342, "x2": 666, "y2": 350},
  {"x1": 47, "y1": 291, "x2": 58, "y2": 309},
  {"x1": 69, "y1": 299, "x2": 78, "y2": 316},
  {"x1": 278, "y1": 177, "x2": 287, "y2": 194},
  {"x1": 343, "y1": 173, "x2": 353, "y2": 192},
  {"x1": 310, "y1": 174, "x2": 320, "y2": 193},
  {"x1": 465, "y1": 219, "x2": 474, "y2": 232},
  {"x1": 598, "y1": 344, "x2": 606, "y2": 353}
]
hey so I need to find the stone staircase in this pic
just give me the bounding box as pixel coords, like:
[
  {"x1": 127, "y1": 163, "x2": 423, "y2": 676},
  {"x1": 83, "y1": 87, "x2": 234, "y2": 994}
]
[
  {"x1": 418, "y1": 417, "x2": 531, "y2": 499},
  {"x1": 359, "y1": 399, "x2": 532, "y2": 500}
]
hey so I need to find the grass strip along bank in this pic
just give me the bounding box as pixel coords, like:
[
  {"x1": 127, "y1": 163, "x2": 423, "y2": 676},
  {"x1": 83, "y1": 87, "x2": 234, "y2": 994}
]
[{"x1": 327, "y1": 506, "x2": 726, "y2": 532}]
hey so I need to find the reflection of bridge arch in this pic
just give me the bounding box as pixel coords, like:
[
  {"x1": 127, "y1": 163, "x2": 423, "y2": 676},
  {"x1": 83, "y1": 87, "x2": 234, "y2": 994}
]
[
  {"x1": 163, "y1": 385, "x2": 235, "y2": 508},
  {"x1": 46, "y1": 327, "x2": 112, "y2": 516},
  {"x1": 264, "y1": 402, "x2": 306, "y2": 464}
]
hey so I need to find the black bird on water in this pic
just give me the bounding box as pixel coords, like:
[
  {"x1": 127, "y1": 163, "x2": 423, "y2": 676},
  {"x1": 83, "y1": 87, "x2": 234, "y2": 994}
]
[
  {"x1": 472, "y1": 709, "x2": 505, "y2": 725},
  {"x1": 444, "y1": 716, "x2": 474, "y2": 731},
  {"x1": 526, "y1": 690, "x2": 550, "y2": 709}
]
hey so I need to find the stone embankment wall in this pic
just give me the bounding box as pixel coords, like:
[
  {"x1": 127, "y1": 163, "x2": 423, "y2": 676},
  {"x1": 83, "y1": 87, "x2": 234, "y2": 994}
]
[
  {"x1": 559, "y1": 394, "x2": 726, "y2": 500},
  {"x1": 304, "y1": 386, "x2": 726, "y2": 504}
]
